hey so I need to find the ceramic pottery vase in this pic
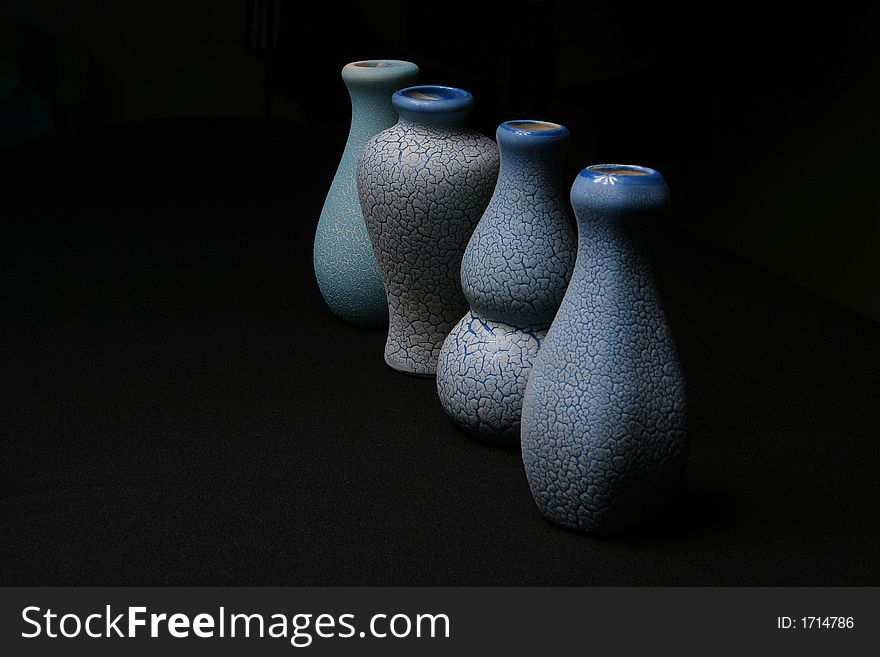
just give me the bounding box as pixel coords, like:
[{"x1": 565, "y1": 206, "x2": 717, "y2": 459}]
[
  {"x1": 358, "y1": 85, "x2": 499, "y2": 376},
  {"x1": 313, "y1": 59, "x2": 419, "y2": 327},
  {"x1": 521, "y1": 164, "x2": 688, "y2": 535},
  {"x1": 436, "y1": 120, "x2": 576, "y2": 445}
]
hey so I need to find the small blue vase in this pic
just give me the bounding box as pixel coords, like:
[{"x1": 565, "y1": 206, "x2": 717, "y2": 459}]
[
  {"x1": 358, "y1": 86, "x2": 499, "y2": 375},
  {"x1": 313, "y1": 59, "x2": 419, "y2": 327},
  {"x1": 436, "y1": 121, "x2": 576, "y2": 445},
  {"x1": 521, "y1": 164, "x2": 688, "y2": 535}
]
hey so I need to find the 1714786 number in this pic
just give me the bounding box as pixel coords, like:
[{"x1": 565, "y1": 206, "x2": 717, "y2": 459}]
[{"x1": 802, "y1": 617, "x2": 854, "y2": 629}]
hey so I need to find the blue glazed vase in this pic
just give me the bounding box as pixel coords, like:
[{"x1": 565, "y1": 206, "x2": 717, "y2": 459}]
[
  {"x1": 313, "y1": 59, "x2": 419, "y2": 327},
  {"x1": 521, "y1": 164, "x2": 688, "y2": 535},
  {"x1": 358, "y1": 86, "x2": 499, "y2": 376},
  {"x1": 436, "y1": 120, "x2": 576, "y2": 445}
]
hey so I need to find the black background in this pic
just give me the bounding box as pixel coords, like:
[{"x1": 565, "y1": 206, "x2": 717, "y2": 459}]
[{"x1": 1, "y1": 1, "x2": 878, "y2": 585}]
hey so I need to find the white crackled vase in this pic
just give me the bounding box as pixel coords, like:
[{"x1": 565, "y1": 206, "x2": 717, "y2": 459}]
[{"x1": 357, "y1": 85, "x2": 499, "y2": 376}]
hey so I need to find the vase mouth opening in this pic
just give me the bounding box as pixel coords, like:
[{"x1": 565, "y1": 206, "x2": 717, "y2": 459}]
[
  {"x1": 579, "y1": 164, "x2": 665, "y2": 188},
  {"x1": 350, "y1": 60, "x2": 402, "y2": 68},
  {"x1": 392, "y1": 85, "x2": 473, "y2": 115},
  {"x1": 587, "y1": 164, "x2": 654, "y2": 176},
  {"x1": 501, "y1": 120, "x2": 567, "y2": 136},
  {"x1": 341, "y1": 60, "x2": 418, "y2": 82},
  {"x1": 399, "y1": 86, "x2": 468, "y2": 101}
]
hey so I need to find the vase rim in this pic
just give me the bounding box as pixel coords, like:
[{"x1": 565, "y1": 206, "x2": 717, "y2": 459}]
[
  {"x1": 500, "y1": 120, "x2": 568, "y2": 137},
  {"x1": 579, "y1": 164, "x2": 663, "y2": 186},
  {"x1": 392, "y1": 85, "x2": 473, "y2": 115},
  {"x1": 348, "y1": 60, "x2": 407, "y2": 68},
  {"x1": 341, "y1": 60, "x2": 419, "y2": 81}
]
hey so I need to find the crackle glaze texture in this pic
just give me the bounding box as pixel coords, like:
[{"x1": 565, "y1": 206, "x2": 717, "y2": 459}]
[
  {"x1": 521, "y1": 165, "x2": 688, "y2": 535},
  {"x1": 437, "y1": 121, "x2": 575, "y2": 444},
  {"x1": 313, "y1": 60, "x2": 418, "y2": 327},
  {"x1": 437, "y1": 312, "x2": 547, "y2": 443},
  {"x1": 358, "y1": 86, "x2": 499, "y2": 375}
]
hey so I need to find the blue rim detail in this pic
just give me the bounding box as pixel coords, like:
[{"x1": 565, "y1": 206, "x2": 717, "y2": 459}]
[
  {"x1": 578, "y1": 164, "x2": 664, "y2": 186},
  {"x1": 499, "y1": 120, "x2": 569, "y2": 138},
  {"x1": 392, "y1": 85, "x2": 473, "y2": 114}
]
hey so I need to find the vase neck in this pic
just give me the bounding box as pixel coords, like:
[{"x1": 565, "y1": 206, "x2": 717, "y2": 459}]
[
  {"x1": 342, "y1": 59, "x2": 419, "y2": 93},
  {"x1": 570, "y1": 164, "x2": 669, "y2": 277},
  {"x1": 497, "y1": 120, "x2": 568, "y2": 162},
  {"x1": 392, "y1": 85, "x2": 473, "y2": 130},
  {"x1": 342, "y1": 60, "x2": 419, "y2": 139},
  {"x1": 495, "y1": 120, "x2": 569, "y2": 186},
  {"x1": 577, "y1": 205, "x2": 657, "y2": 258},
  {"x1": 397, "y1": 113, "x2": 471, "y2": 130}
]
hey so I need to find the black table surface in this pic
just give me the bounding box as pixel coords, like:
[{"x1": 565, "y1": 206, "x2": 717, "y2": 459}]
[{"x1": 2, "y1": 121, "x2": 879, "y2": 586}]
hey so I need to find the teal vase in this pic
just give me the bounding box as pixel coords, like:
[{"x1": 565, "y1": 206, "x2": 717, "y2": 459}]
[{"x1": 313, "y1": 59, "x2": 419, "y2": 327}]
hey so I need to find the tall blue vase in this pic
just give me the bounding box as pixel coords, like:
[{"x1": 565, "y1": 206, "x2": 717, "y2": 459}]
[
  {"x1": 358, "y1": 86, "x2": 499, "y2": 375},
  {"x1": 521, "y1": 164, "x2": 688, "y2": 535},
  {"x1": 313, "y1": 59, "x2": 419, "y2": 327},
  {"x1": 436, "y1": 121, "x2": 576, "y2": 445}
]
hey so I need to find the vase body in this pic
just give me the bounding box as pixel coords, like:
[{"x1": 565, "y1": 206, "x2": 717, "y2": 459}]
[
  {"x1": 437, "y1": 121, "x2": 576, "y2": 445},
  {"x1": 313, "y1": 60, "x2": 419, "y2": 327},
  {"x1": 358, "y1": 85, "x2": 499, "y2": 375},
  {"x1": 521, "y1": 164, "x2": 688, "y2": 535}
]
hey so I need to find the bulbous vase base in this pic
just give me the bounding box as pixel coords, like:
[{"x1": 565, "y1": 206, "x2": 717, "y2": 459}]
[{"x1": 436, "y1": 312, "x2": 546, "y2": 447}]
